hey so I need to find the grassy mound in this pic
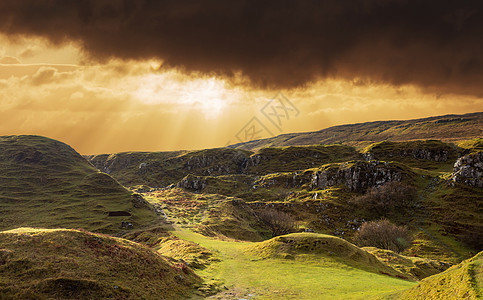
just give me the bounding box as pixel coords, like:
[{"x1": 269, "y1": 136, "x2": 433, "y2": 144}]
[
  {"x1": 0, "y1": 135, "x2": 157, "y2": 233},
  {"x1": 246, "y1": 232, "x2": 407, "y2": 278},
  {"x1": 0, "y1": 228, "x2": 200, "y2": 299},
  {"x1": 122, "y1": 227, "x2": 217, "y2": 270},
  {"x1": 195, "y1": 199, "x2": 266, "y2": 241},
  {"x1": 395, "y1": 251, "x2": 482, "y2": 299},
  {"x1": 364, "y1": 247, "x2": 451, "y2": 281}
]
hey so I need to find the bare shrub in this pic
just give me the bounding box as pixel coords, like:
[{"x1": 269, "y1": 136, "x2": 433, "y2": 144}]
[
  {"x1": 353, "y1": 182, "x2": 417, "y2": 216},
  {"x1": 354, "y1": 219, "x2": 413, "y2": 253},
  {"x1": 257, "y1": 208, "x2": 298, "y2": 237}
]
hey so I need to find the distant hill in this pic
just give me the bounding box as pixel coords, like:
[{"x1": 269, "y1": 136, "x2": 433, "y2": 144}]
[
  {"x1": 228, "y1": 112, "x2": 482, "y2": 151},
  {"x1": 0, "y1": 135, "x2": 157, "y2": 233}
]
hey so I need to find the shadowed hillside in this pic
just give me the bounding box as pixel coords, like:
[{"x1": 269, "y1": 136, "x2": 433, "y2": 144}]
[{"x1": 0, "y1": 135, "x2": 158, "y2": 233}]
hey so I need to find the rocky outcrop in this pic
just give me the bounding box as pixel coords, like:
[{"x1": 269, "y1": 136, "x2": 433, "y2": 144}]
[
  {"x1": 245, "y1": 145, "x2": 361, "y2": 174},
  {"x1": 400, "y1": 148, "x2": 450, "y2": 161},
  {"x1": 176, "y1": 175, "x2": 207, "y2": 192},
  {"x1": 310, "y1": 161, "x2": 404, "y2": 192},
  {"x1": 253, "y1": 161, "x2": 406, "y2": 193},
  {"x1": 450, "y1": 152, "x2": 483, "y2": 188}
]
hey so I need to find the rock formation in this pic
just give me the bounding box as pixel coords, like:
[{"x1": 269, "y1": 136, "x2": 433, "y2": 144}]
[{"x1": 450, "y1": 152, "x2": 483, "y2": 188}]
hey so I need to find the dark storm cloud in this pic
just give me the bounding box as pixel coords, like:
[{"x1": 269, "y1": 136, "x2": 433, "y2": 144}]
[{"x1": 1, "y1": 0, "x2": 482, "y2": 94}]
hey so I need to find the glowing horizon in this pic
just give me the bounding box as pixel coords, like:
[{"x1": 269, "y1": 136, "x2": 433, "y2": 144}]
[{"x1": 0, "y1": 35, "x2": 481, "y2": 154}]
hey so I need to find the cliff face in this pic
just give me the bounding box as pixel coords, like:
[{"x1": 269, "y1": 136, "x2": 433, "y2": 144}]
[
  {"x1": 450, "y1": 152, "x2": 483, "y2": 188},
  {"x1": 86, "y1": 140, "x2": 467, "y2": 189}
]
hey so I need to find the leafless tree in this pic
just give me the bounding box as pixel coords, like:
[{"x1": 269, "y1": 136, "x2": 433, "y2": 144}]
[
  {"x1": 257, "y1": 208, "x2": 298, "y2": 237},
  {"x1": 354, "y1": 219, "x2": 413, "y2": 253}
]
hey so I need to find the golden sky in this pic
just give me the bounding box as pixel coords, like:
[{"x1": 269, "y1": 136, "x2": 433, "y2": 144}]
[{"x1": 0, "y1": 34, "x2": 481, "y2": 154}]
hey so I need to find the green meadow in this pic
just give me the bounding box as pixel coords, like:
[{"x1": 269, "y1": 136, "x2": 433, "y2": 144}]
[{"x1": 173, "y1": 228, "x2": 416, "y2": 299}]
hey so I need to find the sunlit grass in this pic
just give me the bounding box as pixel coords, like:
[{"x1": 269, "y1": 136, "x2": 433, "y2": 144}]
[{"x1": 173, "y1": 228, "x2": 415, "y2": 299}]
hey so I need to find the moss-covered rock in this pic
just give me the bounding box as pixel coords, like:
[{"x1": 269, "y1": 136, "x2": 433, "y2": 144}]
[{"x1": 450, "y1": 151, "x2": 483, "y2": 188}]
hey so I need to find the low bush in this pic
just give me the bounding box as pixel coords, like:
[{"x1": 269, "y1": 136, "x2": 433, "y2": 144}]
[
  {"x1": 353, "y1": 182, "x2": 417, "y2": 217},
  {"x1": 256, "y1": 208, "x2": 298, "y2": 237},
  {"x1": 354, "y1": 219, "x2": 413, "y2": 253}
]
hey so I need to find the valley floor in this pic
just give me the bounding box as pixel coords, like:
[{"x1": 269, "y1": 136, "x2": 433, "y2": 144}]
[{"x1": 171, "y1": 227, "x2": 416, "y2": 299}]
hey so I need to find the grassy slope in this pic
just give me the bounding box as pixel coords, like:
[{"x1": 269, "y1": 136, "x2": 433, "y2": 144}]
[
  {"x1": 393, "y1": 251, "x2": 482, "y2": 299},
  {"x1": 145, "y1": 188, "x2": 267, "y2": 241},
  {"x1": 229, "y1": 112, "x2": 482, "y2": 151},
  {"x1": 172, "y1": 228, "x2": 416, "y2": 299},
  {"x1": 86, "y1": 144, "x2": 360, "y2": 189},
  {"x1": 87, "y1": 148, "x2": 251, "y2": 187},
  {"x1": 0, "y1": 228, "x2": 200, "y2": 299},
  {"x1": 142, "y1": 160, "x2": 478, "y2": 264},
  {"x1": 0, "y1": 135, "x2": 157, "y2": 233},
  {"x1": 247, "y1": 144, "x2": 361, "y2": 174},
  {"x1": 362, "y1": 140, "x2": 459, "y2": 172},
  {"x1": 364, "y1": 247, "x2": 452, "y2": 281}
]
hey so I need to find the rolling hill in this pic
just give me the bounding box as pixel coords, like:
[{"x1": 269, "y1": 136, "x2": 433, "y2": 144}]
[
  {"x1": 0, "y1": 135, "x2": 158, "y2": 233},
  {"x1": 0, "y1": 228, "x2": 200, "y2": 299},
  {"x1": 228, "y1": 112, "x2": 482, "y2": 151}
]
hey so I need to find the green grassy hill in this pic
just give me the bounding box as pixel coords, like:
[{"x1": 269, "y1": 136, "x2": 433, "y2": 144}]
[
  {"x1": 1, "y1": 131, "x2": 481, "y2": 299},
  {"x1": 168, "y1": 227, "x2": 417, "y2": 299},
  {"x1": 363, "y1": 247, "x2": 451, "y2": 281},
  {"x1": 394, "y1": 251, "x2": 482, "y2": 299},
  {"x1": 246, "y1": 144, "x2": 361, "y2": 174},
  {"x1": 0, "y1": 227, "x2": 200, "y2": 299},
  {"x1": 229, "y1": 112, "x2": 482, "y2": 151},
  {"x1": 245, "y1": 232, "x2": 406, "y2": 277},
  {"x1": 0, "y1": 135, "x2": 158, "y2": 233},
  {"x1": 87, "y1": 137, "x2": 481, "y2": 264}
]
